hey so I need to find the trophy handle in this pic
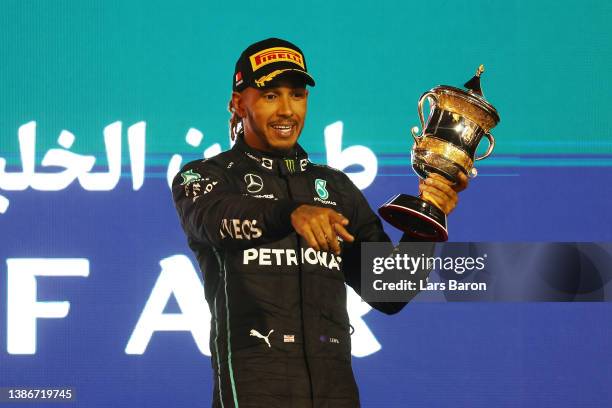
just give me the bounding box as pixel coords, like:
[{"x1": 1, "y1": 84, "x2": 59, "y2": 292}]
[
  {"x1": 475, "y1": 132, "x2": 495, "y2": 161},
  {"x1": 412, "y1": 92, "x2": 438, "y2": 145}
]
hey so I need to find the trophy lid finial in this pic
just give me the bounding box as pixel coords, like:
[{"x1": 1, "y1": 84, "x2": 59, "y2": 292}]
[
  {"x1": 476, "y1": 64, "x2": 485, "y2": 77},
  {"x1": 464, "y1": 65, "x2": 485, "y2": 96}
]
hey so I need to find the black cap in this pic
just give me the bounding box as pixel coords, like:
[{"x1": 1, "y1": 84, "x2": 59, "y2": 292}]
[{"x1": 233, "y1": 38, "x2": 316, "y2": 92}]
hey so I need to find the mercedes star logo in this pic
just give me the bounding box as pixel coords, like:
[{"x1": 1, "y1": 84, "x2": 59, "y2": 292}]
[{"x1": 244, "y1": 173, "x2": 264, "y2": 193}]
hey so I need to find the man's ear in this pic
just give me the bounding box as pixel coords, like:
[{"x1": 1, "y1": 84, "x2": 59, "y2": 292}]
[{"x1": 231, "y1": 91, "x2": 245, "y2": 118}]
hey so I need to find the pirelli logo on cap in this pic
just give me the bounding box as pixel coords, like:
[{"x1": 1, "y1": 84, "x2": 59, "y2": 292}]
[{"x1": 249, "y1": 47, "x2": 305, "y2": 71}]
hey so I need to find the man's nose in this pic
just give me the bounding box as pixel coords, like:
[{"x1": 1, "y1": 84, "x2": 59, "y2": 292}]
[{"x1": 277, "y1": 95, "x2": 293, "y2": 117}]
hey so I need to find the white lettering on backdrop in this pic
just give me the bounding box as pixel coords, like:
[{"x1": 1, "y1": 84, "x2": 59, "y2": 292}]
[
  {"x1": 0, "y1": 121, "x2": 378, "y2": 214},
  {"x1": 4, "y1": 256, "x2": 381, "y2": 358}
]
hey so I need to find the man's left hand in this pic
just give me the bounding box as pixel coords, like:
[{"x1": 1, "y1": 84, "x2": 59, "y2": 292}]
[{"x1": 418, "y1": 172, "x2": 468, "y2": 215}]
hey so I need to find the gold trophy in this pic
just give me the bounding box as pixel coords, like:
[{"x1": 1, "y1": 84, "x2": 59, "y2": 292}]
[{"x1": 379, "y1": 66, "x2": 500, "y2": 241}]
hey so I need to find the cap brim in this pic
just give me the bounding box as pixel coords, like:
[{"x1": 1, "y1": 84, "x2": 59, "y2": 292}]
[{"x1": 255, "y1": 68, "x2": 315, "y2": 88}]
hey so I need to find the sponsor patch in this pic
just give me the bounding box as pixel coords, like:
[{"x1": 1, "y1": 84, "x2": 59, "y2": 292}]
[
  {"x1": 315, "y1": 178, "x2": 329, "y2": 200},
  {"x1": 185, "y1": 178, "x2": 218, "y2": 202},
  {"x1": 250, "y1": 329, "x2": 274, "y2": 348},
  {"x1": 319, "y1": 335, "x2": 340, "y2": 344},
  {"x1": 249, "y1": 47, "x2": 305, "y2": 71},
  {"x1": 180, "y1": 169, "x2": 201, "y2": 185},
  {"x1": 283, "y1": 334, "x2": 295, "y2": 343},
  {"x1": 244, "y1": 152, "x2": 261, "y2": 163},
  {"x1": 313, "y1": 197, "x2": 337, "y2": 206},
  {"x1": 243, "y1": 247, "x2": 342, "y2": 270},
  {"x1": 184, "y1": 182, "x2": 200, "y2": 201},
  {"x1": 261, "y1": 157, "x2": 273, "y2": 170},
  {"x1": 284, "y1": 159, "x2": 296, "y2": 173},
  {"x1": 220, "y1": 218, "x2": 263, "y2": 240},
  {"x1": 244, "y1": 174, "x2": 264, "y2": 193},
  {"x1": 255, "y1": 69, "x2": 285, "y2": 88},
  {"x1": 251, "y1": 193, "x2": 276, "y2": 200}
]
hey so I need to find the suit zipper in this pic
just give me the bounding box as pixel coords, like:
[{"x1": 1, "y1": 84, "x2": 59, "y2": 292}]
[{"x1": 280, "y1": 172, "x2": 315, "y2": 407}]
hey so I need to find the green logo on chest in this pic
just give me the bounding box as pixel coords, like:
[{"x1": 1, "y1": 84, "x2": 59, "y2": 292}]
[
  {"x1": 284, "y1": 159, "x2": 295, "y2": 173},
  {"x1": 315, "y1": 178, "x2": 329, "y2": 200}
]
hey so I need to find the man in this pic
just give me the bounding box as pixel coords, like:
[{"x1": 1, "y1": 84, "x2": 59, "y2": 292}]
[{"x1": 172, "y1": 38, "x2": 465, "y2": 408}]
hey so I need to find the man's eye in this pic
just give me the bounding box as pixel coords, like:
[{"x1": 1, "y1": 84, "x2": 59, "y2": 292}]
[
  {"x1": 264, "y1": 94, "x2": 277, "y2": 100},
  {"x1": 292, "y1": 91, "x2": 305, "y2": 99}
]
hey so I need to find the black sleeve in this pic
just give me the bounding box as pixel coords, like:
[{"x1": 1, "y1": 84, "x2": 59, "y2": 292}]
[
  {"x1": 172, "y1": 160, "x2": 300, "y2": 249},
  {"x1": 340, "y1": 174, "x2": 434, "y2": 315}
]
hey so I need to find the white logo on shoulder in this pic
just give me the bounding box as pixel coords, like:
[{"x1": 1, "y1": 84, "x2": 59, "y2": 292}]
[
  {"x1": 244, "y1": 174, "x2": 264, "y2": 193},
  {"x1": 250, "y1": 329, "x2": 274, "y2": 348},
  {"x1": 261, "y1": 158, "x2": 273, "y2": 170}
]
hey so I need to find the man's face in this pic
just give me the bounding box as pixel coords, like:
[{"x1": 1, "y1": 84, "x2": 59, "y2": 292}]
[{"x1": 233, "y1": 78, "x2": 308, "y2": 153}]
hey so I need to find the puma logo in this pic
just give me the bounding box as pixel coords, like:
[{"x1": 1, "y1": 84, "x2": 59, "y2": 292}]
[{"x1": 249, "y1": 329, "x2": 274, "y2": 348}]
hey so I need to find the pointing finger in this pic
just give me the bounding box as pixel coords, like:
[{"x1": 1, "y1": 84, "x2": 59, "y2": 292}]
[
  {"x1": 333, "y1": 223, "x2": 355, "y2": 243},
  {"x1": 320, "y1": 216, "x2": 341, "y2": 255},
  {"x1": 330, "y1": 211, "x2": 349, "y2": 226}
]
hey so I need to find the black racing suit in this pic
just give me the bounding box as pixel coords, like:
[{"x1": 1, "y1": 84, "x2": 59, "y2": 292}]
[{"x1": 172, "y1": 136, "x2": 426, "y2": 407}]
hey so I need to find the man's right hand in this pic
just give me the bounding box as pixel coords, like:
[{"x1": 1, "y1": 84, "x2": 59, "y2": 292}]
[{"x1": 290, "y1": 205, "x2": 355, "y2": 255}]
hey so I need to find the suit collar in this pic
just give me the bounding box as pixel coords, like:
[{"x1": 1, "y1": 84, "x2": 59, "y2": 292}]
[{"x1": 232, "y1": 134, "x2": 310, "y2": 175}]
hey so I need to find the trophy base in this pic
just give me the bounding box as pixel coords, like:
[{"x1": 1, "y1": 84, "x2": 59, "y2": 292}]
[{"x1": 378, "y1": 194, "x2": 448, "y2": 242}]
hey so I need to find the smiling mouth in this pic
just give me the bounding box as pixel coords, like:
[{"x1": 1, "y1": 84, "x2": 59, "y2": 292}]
[{"x1": 270, "y1": 123, "x2": 296, "y2": 137}]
